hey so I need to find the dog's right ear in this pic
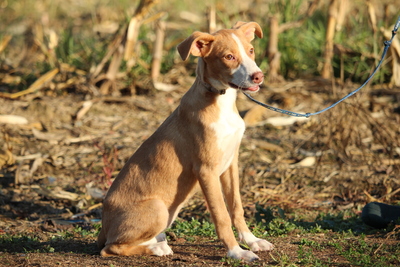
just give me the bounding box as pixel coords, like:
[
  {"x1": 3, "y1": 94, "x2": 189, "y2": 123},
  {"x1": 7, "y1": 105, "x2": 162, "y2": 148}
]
[{"x1": 177, "y1": 31, "x2": 215, "y2": 61}]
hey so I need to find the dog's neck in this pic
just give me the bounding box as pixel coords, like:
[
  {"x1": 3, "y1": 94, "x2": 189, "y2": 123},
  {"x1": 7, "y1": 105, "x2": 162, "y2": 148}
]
[
  {"x1": 196, "y1": 58, "x2": 227, "y2": 95},
  {"x1": 201, "y1": 80, "x2": 226, "y2": 95}
]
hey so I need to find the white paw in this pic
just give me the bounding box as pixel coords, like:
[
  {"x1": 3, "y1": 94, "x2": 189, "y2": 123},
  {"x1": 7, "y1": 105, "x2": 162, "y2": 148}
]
[
  {"x1": 248, "y1": 238, "x2": 274, "y2": 252},
  {"x1": 239, "y1": 232, "x2": 274, "y2": 252},
  {"x1": 227, "y1": 246, "x2": 259, "y2": 262},
  {"x1": 148, "y1": 241, "x2": 173, "y2": 256}
]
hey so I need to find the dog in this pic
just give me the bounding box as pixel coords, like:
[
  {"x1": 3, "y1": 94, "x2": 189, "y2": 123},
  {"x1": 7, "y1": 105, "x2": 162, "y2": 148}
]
[{"x1": 97, "y1": 21, "x2": 274, "y2": 262}]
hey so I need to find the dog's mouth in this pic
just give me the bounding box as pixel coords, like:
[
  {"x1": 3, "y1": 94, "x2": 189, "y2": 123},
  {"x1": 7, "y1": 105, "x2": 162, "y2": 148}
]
[{"x1": 229, "y1": 83, "x2": 260, "y2": 92}]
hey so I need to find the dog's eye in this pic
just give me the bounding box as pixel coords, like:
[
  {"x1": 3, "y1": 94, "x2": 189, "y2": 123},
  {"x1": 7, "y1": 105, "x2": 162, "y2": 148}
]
[
  {"x1": 224, "y1": 54, "x2": 235, "y2": 60},
  {"x1": 249, "y1": 48, "x2": 254, "y2": 54}
]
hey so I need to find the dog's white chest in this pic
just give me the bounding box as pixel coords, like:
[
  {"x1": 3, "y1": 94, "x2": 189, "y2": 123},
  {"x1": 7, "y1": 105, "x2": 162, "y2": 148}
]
[{"x1": 210, "y1": 90, "x2": 245, "y2": 175}]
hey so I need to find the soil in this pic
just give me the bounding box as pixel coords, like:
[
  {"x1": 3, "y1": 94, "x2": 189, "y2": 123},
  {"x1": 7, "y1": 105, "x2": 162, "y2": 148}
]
[{"x1": 1, "y1": 80, "x2": 400, "y2": 266}]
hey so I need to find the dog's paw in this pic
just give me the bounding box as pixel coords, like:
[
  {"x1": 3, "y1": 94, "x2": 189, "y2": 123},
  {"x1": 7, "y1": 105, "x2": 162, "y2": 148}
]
[
  {"x1": 239, "y1": 232, "x2": 274, "y2": 252},
  {"x1": 248, "y1": 238, "x2": 274, "y2": 252},
  {"x1": 227, "y1": 246, "x2": 259, "y2": 262},
  {"x1": 148, "y1": 241, "x2": 173, "y2": 256}
]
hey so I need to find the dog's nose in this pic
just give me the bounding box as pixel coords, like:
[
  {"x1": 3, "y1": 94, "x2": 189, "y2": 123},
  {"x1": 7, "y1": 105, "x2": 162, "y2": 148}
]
[{"x1": 251, "y1": 72, "x2": 264, "y2": 83}]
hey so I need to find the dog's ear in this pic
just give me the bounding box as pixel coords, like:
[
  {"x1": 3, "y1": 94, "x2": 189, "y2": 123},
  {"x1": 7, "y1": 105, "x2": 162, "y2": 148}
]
[
  {"x1": 177, "y1": 31, "x2": 215, "y2": 61},
  {"x1": 233, "y1": 21, "x2": 263, "y2": 41}
]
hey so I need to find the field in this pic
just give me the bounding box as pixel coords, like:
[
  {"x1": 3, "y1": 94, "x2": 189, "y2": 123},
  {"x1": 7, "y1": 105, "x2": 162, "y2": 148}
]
[{"x1": 1, "y1": 0, "x2": 400, "y2": 266}]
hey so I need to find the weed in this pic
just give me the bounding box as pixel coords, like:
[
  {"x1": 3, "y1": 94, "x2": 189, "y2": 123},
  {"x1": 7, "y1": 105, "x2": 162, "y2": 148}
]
[
  {"x1": 0, "y1": 234, "x2": 44, "y2": 253},
  {"x1": 170, "y1": 218, "x2": 216, "y2": 238},
  {"x1": 94, "y1": 142, "x2": 120, "y2": 188},
  {"x1": 220, "y1": 256, "x2": 263, "y2": 267},
  {"x1": 297, "y1": 245, "x2": 316, "y2": 265},
  {"x1": 299, "y1": 238, "x2": 322, "y2": 250},
  {"x1": 255, "y1": 205, "x2": 302, "y2": 236},
  {"x1": 269, "y1": 251, "x2": 298, "y2": 267}
]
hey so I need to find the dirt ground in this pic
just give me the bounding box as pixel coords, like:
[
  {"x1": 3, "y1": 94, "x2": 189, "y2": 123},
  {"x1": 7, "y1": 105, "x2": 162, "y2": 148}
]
[{"x1": 1, "y1": 79, "x2": 400, "y2": 266}]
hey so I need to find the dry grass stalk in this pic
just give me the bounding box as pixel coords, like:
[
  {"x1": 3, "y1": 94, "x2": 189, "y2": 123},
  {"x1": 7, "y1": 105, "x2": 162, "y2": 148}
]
[
  {"x1": 151, "y1": 20, "x2": 166, "y2": 82},
  {"x1": 321, "y1": 0, "x2": 338, "y2": 79},
  {"x1": 0, "y1": 147, "x2": 15, "y2": 169},
  {"x1": 366, "y1": 1, "x2": 377, "y2": 33},
  {"x1": 208, "y1": 4, "x2": 217, "y2": 33},
  {"x1": 99, "y1": 44, "x2": 125, "y2": 95},
  {"x1": 0, "y1": 35, "x2": 12, "y2": 54},
  {"x1": 335, "y1": 0, "x2": 350, "y2": 31},
  {"x1": 266, "y1": 0, "x2": 320, "y2": 82},
  {"x1": 91, "y1": 0, "x2": 158, "y2": 95},
  {"x1": 75, "y1": 101, "x2": 94, "y2": 121},
  {"x1": 278, "y1": 0, "x2": 320, "y2": 33},
  {"x1": 311, "y1": 94, "x2": 400, "y2": 179},
  {"x1": 89, "y1": 35, "x2": 125, "y2": 80},
  {"x1": 0, "y1": 115, "x2": 28, "y2": 125},
  {"x1": 124, "y1": 17, "x2": 140, "y2": 67},
  {"x1": 33, "y1": 25, "x2": 58, "y2": 67},
  {"x1": 0, "y1": 68, "x2": 59, "y2": 99},
  {"x1": 381, "y1": 26, "x2": 400, "y2": 86},
  {"x1": 267, "y1": 15, "x2": 282, "y2": 82},
  {"x1": 124, "y1": 0, "x2": 158, "y2": 62}
]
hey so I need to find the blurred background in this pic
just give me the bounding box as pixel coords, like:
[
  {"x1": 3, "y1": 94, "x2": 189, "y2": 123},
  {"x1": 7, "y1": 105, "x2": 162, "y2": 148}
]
[{"x1": 0, "y1": 0, "x2": 399, "y2": 95}]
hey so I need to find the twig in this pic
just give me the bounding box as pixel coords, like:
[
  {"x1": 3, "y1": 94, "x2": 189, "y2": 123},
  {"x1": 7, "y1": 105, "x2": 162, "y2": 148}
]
[
  {"x1": 322, "y1": 0, "x2": 338, "y2": 79},
  {"x1": 151, "y1": 19, "x2": 166, "y2": 82},
  {"x1": 0, "y1": 68, "x2": 59, "y2": 99},
  {"x1": 374, "y1": 225, "x2": 400, "y2": 254},
  {"x1": 0, "y1": 35, "x2": 12, "y2": 53}
]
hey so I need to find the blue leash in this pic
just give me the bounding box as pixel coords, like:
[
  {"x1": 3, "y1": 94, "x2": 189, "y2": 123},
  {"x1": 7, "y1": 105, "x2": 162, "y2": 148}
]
[{"x1": 243, "y1": 16, "x2": 400, "y2": 118}]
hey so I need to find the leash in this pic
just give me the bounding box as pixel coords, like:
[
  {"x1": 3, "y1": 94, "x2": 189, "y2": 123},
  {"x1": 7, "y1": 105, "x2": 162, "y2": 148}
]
[{"x1": 243, "y1": 16, "x2": 400, "y2": 118}]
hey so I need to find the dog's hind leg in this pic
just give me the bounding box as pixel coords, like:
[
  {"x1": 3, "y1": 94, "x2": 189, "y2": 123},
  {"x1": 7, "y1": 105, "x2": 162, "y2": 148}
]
[
  {"x1": 100, "y1": 237, "x2": 173, "y2": 257},
  {"x1": 100, "y1": 198, "x2": 172, "y2": 257}
]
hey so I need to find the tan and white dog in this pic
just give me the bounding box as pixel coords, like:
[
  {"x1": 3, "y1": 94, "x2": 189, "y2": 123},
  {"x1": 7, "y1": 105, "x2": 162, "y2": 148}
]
[{"x1": 97, "y1": 21, "x2": 274, "y2": 262}]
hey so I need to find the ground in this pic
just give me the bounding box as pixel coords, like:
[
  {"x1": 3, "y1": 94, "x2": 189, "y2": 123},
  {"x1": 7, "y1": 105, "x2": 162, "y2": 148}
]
[{"x1": 0, "y1": 79, "x2": 400, "y2": 266}]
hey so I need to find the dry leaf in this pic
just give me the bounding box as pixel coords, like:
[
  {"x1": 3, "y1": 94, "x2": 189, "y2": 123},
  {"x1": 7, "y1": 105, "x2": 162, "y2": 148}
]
[
  {"x1": 15, "y1": 164, "x2": 31, "y2": 184},
  {"x1": 0, "y1": 148, "x2": 15, "y2": 168},
  {"x1": 10, "y1": 68, "x2": 59, "y2": 99},
  {"x1": 255, "y1": 140, "x2": 284, "y2": 152},
  {"x1": 51, "y1": 187, "x2": 80, "y2": 201},
  {"x1": 290, "y1": 156, "x2": 316, "y2": 167},
  {"x1": 32, "y1": 128, "x2": 66, "y2": 144},
  {"x1": 153, "y1": 82, "x2": 179, "y2": 92},
  {"x1": 0, "y1": 35, "x2": 12, "y2": 53},
  {"x1": 0, "y1": 115, "x2": 28, "y2": 125},
  {"x1": 265, "y1": 116, "x2": 309, "y2": 127},
  {"x1": 75, "y1": 100, "x2": 93, "y2": 121}
]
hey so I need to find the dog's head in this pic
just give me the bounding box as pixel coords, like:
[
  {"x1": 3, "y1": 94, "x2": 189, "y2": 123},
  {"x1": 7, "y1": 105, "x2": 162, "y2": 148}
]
[{"x1": 177, "y1": 22, "x2": 264, "y2": 93}]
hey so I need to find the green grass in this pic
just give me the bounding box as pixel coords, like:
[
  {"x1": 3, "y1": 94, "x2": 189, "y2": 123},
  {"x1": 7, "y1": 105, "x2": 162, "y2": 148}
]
[
  {"x1": 0, "y1": 211, "x2": 399, "y2": 266},
  {"x1": 169, "y1": 217, "x2": 216, "y2": 239},
  {"x1": 0, "y1": 224, "x2": 100, "y2": 254},
  {"x1": 166, "y1": 205, "x2": 400, "y2": 266}
]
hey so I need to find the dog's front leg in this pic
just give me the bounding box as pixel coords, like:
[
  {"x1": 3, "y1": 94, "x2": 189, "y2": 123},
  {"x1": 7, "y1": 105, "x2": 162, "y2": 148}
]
[
  {"x1": 220, "y1": 155, "x2": 274, "y2": 253},
  {"x1": 197, "y1": 166, "x2": 260, "y2": 262}
]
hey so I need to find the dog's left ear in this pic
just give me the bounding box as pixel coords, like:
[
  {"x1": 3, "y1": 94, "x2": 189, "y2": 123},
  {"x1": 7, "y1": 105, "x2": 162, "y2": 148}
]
[
  {"x1": 233, "y1": 21, "x2": 263, "y2": 41},
  {"x1": 177, "y1": 31, "x2": 215, "y2": 61}
]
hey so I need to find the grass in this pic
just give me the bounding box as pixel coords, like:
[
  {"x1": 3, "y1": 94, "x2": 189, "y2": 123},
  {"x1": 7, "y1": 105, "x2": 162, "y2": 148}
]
[
  {"x1": 171, "y1": 217, "x2": 216, "y2": 238},
  {"x1": 0, "y1": 208, "x2": 399, "y2": 266},
  {"x1": 0, "y1": 224, "x2": 99, "y2": 254},
  {"x1": 165, "y1": 205, "x2": 400, "y2": 266}
]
